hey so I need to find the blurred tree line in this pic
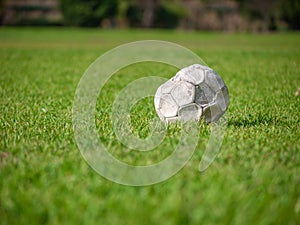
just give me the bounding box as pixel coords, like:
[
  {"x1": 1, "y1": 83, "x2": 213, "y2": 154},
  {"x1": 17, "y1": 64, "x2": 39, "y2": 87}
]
[
  {"x1": 59, "y1": 0, "x2": 300, "y2": 31},
  {"x1": 1, "y1": 0, "x2": 300, "y2": 31},
  {"x1": 59, "y1": 0, "x2": 185, "y2": 28}
]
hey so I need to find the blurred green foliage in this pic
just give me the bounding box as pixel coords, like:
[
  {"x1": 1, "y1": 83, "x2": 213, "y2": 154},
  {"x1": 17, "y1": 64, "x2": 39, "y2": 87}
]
[
  {"x1": 125, "y1": 0, "x2": 185, "y2": 28},
  {"x1": 2, "y1": 0, "x2": 300, "y2": 30},
  {"x1": 0, "y1": 0, "x2": 3, "y2": 21},
  {"x1": 281, "y1": 0, "x2": 300, "y2": 29},
  {"x1": 59, "y1": 0, "x2": 118, "y2": 27},
  {"x1": 236, "y1": 0, "x2": 300, "y2": 30},
  {"x1": 154, "y1": 0, "x2": 186, "y2": 28}
]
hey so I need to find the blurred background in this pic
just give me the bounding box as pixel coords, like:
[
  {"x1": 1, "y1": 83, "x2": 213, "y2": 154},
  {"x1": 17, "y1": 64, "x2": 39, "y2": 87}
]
[{"x1": 0, "y1": 0, "x2": 299, "y2": 32}]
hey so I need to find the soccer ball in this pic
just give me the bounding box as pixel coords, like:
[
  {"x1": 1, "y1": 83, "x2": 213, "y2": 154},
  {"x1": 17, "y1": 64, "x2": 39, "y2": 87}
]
[{"x1": 154, "y1": 64, "x2": 229, "y2": 123}]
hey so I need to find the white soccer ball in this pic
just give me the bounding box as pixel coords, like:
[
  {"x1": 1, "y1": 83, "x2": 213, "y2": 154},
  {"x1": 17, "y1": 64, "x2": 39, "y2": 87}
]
[{"x1": 154, "y1": 64, "x2": 229, "y2": 123}]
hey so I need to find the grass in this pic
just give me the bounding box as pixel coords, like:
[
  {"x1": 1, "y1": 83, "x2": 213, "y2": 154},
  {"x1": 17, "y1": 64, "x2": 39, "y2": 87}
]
[{"x1": 0, "y1": 27, "x2": 300, "y2": 225}]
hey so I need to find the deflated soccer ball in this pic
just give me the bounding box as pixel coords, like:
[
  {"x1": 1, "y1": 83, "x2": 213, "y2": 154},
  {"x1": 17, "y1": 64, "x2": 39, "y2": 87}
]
[{"x1": 154, "y1": 64, "x2": 229, "y2": 123}]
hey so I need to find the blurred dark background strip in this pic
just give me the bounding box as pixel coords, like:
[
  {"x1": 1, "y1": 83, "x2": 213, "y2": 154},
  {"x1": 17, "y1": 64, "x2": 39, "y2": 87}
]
[{"x1": 0, "y1": 0, "x2": 299, "y2": 31}]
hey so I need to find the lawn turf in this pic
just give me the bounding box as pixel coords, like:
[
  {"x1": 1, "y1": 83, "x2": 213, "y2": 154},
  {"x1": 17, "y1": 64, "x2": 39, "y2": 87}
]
[{"x1": 0, "y1": 28, "x2": 300, "y2": 225}]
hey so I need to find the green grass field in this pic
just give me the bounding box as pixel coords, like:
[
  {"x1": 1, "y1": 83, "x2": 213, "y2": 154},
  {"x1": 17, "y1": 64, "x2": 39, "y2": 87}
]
[{"x1": 1, "y1": 28, "x2": 300, "y2": 225}]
